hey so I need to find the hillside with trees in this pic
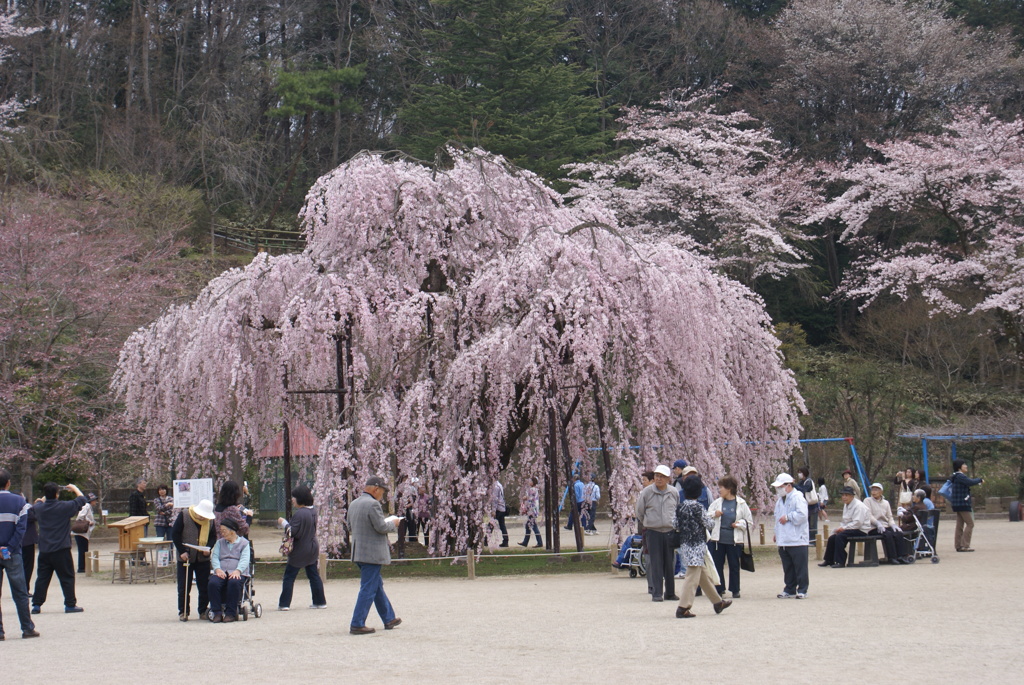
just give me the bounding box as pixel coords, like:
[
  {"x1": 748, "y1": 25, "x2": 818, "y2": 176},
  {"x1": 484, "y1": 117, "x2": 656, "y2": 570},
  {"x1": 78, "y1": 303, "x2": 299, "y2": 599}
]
[{"x1": 2, "y1": 0, "x2": 1022, "y2": 501}]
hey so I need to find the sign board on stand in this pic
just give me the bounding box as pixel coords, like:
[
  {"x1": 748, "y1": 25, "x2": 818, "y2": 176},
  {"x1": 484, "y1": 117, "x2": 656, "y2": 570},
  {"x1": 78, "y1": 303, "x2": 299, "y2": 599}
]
[{"x1": 172, "y1": 478, "x2": 214, "y2": 510}]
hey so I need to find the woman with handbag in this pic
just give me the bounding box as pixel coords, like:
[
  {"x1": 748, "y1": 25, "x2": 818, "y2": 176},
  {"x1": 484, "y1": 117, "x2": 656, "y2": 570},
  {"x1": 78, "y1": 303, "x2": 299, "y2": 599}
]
[
  {"x1": 707, "y1": 476, "x2": 753, "y2": 600},
  {"x1": 71, "y1": 493, "x2": 97, "y2": 573},
  {"x1": 277, "y1": 484, "x2": 327, "y2": 610},
  {"x1": 674, "y1": 476, "x2": 732, "y2": 618}
]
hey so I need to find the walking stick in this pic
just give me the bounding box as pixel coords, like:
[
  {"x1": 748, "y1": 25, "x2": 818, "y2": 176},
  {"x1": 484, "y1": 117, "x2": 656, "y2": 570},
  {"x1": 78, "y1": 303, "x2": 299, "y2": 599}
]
[{"x1": 182, "y1": 557, "x2": 191, "y2": 621}]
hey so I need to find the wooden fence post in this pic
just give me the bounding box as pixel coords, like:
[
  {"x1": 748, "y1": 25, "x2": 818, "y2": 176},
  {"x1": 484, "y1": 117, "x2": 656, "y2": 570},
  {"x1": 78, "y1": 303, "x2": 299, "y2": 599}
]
[
  {"x1": 759, "y1": 523, "x2": 765, "y2": 546},
  {"x1": 467, "y1": 549, "x2": 476, "y2": 580}
]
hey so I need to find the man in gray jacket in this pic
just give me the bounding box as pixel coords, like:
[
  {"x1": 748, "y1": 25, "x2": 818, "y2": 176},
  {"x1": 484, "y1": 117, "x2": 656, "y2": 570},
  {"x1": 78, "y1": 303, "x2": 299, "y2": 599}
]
[
  {"x1": 348, "y1": 475, "x2": 401, "y2": 634},
  {"x1": 635, "y1": 465, "x2": 681, "y2": 602}
]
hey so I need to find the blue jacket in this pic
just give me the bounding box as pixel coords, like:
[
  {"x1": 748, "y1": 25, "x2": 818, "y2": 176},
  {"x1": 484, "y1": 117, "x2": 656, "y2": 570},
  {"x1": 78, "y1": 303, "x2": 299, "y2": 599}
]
[
  {"x1": 0, "y1": 489, "x2": 30, "y2": 551},
  {"x1": 949, "y1": 472, "x2": 982, "y2": 512}
]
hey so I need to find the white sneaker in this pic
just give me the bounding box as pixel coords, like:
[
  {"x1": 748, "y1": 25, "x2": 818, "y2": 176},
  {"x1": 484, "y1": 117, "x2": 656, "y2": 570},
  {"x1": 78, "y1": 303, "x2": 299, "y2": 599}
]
[
  {"x1": 309, "y1": 604, "x2": 327, "y2": 609},
  {"x1": 278, "y1": 606, "x2": 290, "y2": 611},
  {"x1": 795, "y1": 593, "x2": 807, "y2": 599},
  {"x1": 777, "y1": 592, "x2": 794, "y2": 599},
  {"x1": 674, "y1": 572, "x2": 685, "y2": 578}
]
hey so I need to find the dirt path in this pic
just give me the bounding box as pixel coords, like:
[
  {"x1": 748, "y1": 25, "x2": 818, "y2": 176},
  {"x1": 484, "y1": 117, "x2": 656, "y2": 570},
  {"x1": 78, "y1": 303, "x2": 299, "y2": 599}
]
[{"x1": 2, "y1": 519, "x2": 1021, "y2": 683}]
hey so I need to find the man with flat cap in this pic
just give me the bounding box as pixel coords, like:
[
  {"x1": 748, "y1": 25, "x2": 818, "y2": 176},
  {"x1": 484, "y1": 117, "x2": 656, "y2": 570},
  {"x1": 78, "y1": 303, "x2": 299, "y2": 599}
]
[
  {"x1": 818, "y1": 485, "x2": 873, "y2": 568},
  {"x1": 348, "y1": 475, "x2": 402, "y2": 635}
]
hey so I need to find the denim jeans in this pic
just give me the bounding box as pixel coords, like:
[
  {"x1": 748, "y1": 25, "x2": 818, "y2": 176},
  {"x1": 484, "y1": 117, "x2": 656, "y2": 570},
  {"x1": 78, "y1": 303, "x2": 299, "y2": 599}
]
[
  {"x1": 351, "y1": 562, "x2": 395, "y2": 628},
  {"x1": 155, "y1": 525, "x2": 171, "y2": 541},
  {"x1": 279, "y1": 562, "x2": 326, "y2": 608},
  {"x1": 0, "y1": 551, "x2": 36, "y2": 635}
]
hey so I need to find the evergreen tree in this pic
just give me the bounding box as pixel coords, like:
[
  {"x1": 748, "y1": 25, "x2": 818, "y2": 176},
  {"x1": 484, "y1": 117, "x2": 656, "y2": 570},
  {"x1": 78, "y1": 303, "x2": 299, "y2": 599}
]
[{"x1": 397, "y1": 0, "x2": 608, "y2": 181}]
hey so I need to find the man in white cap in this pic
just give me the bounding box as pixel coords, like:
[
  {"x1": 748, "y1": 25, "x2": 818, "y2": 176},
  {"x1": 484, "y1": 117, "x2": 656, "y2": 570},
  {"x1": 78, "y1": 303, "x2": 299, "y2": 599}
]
[
  {"x1": 864, "y1": 483, "x2": 912, "y2": 564},
  {"x1": 172, "y1": 498, "x2": 216, "y2": 621},
  {"x1": 772, "y1": 473, "x2": 809, "y2": 599},
  {"x1": 635, "y1": 465, "x2": 681, "y2": 602}
]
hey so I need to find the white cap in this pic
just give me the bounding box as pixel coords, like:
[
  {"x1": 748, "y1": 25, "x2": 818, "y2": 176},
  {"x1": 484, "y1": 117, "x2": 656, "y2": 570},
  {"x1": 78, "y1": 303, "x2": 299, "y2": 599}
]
[
  {"x1": 771, "y1": 473, "x2": 794, "y2": 487},
  {"x1": 654, "y1": 465, "x2": 672, "y2": 478},
  {"x1": 870, "y1": 482, "x2": 884, "y2": 491},
  {"x1": 681, "y1": 466, "x2": 698, "y2": 477}
]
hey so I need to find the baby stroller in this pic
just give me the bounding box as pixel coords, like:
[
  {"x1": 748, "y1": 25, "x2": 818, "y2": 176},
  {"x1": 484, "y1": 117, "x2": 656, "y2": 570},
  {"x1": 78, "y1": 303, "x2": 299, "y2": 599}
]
[
  {"x1": 903, "y1": 509, "x2": 940, "y2": 564},
  {"x1": 624, "y1": 535, "x2": 647, "y2": 578},
  {"x1": 209, "y1": 540, "x2": 263, "y2": 621}
]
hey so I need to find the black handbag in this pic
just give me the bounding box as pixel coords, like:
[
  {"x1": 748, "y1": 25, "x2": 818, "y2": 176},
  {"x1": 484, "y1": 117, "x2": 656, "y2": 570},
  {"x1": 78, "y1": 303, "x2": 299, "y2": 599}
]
[
  {"x1": 667, "y1": 530, "x2": 681, "y2": 548},
  {"x1": 739, "y1": 522, "x2": 755, "y2": 573}
]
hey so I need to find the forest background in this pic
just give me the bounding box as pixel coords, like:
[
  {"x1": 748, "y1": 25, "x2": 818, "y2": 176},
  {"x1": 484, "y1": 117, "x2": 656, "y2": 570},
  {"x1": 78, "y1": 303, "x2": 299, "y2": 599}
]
[{"x1": 2, "y1": 0, "x2": 1023, "y2": 505}]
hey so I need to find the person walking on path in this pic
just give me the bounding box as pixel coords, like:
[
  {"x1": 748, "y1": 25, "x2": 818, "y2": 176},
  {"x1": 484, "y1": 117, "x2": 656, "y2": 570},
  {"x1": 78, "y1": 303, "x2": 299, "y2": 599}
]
[
  {"x1": 71, "y1": 493, "x2": 97, "y2": 573},
  {"x1": 707, "y1": 475, "x2": 753, "y2": 599},
  {"x1": 32, "y1": 482, "x2": 88, "y2": 613},
  {"x1": 492, "y1": 480, "x2": 509, "y2": 547},
  {"x1": 950, "y1": 459, "x2": 984, "y2": 552},
  {"x1": 277, "y1": 484, "x2": 327, "y2": 611},
  {"x1": 172, "y1": 498, "x2": 216, "y2": 621},
  {"x1": 0, "y1": 469, "x2": 40, "y2": 639},
  {"x1": 152, "y1": 484, "x2": 175, "y2": 540},
  {"x1": 772, "y1": 473, "x2": 809, "y2": 599},
  {"x1": 565, "y1": 474, "x2": 584, "y2": 530},
  {"x1": 348, "y1": 475, "x2": 402, "y2": 635},
  {"x1": 128, "y1": 477, "x2": 150, "y2": 537},
  {"x1": 635, "y1": 464, "x2": 679, "y2": 603},
  {"x1": 518, "y1": 477, "x2": 543, "y2": 548},
  {"x1": 582, "y1": 474, "x2": 600, "y2": 535},
  {"x1": 674, "y1": 476, "x2": 732, "y2": 618}
]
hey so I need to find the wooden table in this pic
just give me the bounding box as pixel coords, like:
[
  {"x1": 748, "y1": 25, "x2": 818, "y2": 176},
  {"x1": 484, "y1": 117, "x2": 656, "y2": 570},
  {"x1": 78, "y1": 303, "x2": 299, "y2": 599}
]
[{"x1": 137, "y1": 538, "x2": 175, "y2": 583}]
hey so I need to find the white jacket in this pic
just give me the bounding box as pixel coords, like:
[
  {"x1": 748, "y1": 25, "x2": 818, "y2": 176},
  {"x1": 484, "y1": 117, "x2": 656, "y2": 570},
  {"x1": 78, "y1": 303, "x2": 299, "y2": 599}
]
[
  {"x1": 707, "y1": 496, "x2": 754, "y2": 545},
  {"x1": 840, "y1": 497, "x2": 875, "y2": 533}
]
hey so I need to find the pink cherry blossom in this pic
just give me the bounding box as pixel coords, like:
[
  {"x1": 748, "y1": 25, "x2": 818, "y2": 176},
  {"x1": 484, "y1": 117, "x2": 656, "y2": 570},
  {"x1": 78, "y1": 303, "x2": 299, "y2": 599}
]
[{"x1": 115, "y1": 148, "x2": 803, "y2": 555}]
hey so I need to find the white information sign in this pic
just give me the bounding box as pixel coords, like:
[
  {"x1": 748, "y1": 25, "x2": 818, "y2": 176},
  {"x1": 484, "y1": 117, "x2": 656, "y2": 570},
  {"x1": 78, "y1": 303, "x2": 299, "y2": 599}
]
[{"x1": 172, "y1": 478, "x2": 214, "y2": 510}]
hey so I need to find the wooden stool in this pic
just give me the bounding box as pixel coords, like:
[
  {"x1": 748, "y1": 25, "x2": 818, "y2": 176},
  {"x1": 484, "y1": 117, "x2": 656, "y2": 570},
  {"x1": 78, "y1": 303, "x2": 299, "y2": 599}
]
[{"x1": 111, "y1": 550, "x2": 144, "y2": 583}]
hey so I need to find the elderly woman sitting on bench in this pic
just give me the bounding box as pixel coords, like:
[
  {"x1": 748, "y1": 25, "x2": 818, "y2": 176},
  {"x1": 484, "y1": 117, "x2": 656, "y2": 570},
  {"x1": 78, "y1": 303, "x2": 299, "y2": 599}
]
[{"x1": 208, "y1": 518, "x2": 250, "y2": 623}]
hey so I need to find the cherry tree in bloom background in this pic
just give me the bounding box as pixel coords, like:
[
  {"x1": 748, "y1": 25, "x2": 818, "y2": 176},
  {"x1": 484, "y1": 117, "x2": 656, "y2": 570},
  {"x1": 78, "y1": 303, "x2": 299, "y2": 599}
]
[
  {"x1": 810, "y1": 108, "x2": 1024, "y2": 360},
  {"x1": 566, "y1": 89, "x2": 812, "y2": 285},
  {"x1": 115, "y1": 148, "x2": 804, "y2": 555},
  {"x1": 0, "y1": 11, "x2": 37, "y2": 140}
]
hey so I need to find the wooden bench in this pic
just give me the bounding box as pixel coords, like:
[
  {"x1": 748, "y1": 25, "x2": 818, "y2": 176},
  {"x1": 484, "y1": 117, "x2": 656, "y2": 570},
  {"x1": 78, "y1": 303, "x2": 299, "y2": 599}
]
[{"x1": 846, "y1": 535, "x2": 884, "y2": 567}]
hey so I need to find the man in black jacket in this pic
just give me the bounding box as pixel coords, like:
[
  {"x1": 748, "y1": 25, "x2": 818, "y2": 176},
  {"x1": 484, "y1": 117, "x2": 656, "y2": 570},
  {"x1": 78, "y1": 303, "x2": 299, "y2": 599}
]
[
  {"x1": 32, "y1": 482, "x2": 87, "y2": 613},
  {"x1": 128, "y1": 478, "x2": 150, "y2": 537}
]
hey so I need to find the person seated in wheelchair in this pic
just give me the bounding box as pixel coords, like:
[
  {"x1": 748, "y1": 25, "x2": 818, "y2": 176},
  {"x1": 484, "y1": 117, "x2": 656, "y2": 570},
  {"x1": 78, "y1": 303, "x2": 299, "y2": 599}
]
[
  {"x1": 910, "y1": 489, "x2": 934, "y2": 513},
  {"x1": 208, "y1": 518, "x2": 250, "y2": 623},
  {"x1": 612, "y1": 534, "x2": 643, "y2": 568}
]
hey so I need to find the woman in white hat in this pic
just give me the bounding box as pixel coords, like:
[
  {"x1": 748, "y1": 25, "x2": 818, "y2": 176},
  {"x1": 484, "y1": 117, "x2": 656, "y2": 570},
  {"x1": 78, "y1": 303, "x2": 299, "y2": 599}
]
[{"x1": 171, "y1": 499, "x2": 216, "y2": 621}]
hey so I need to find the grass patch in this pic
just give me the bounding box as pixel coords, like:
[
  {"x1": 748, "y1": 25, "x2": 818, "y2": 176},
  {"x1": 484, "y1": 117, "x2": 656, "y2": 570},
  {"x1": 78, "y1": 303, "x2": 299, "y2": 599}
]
[{"x1": 252, "y1": 548, "x2": 611, "y2": 581}]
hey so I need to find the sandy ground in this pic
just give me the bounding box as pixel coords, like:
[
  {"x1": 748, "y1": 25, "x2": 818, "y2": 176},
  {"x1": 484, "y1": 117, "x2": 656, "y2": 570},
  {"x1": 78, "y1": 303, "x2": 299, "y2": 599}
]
[{"x1": 2, "y1": 519, "x2": 1022, "y2": 684}]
